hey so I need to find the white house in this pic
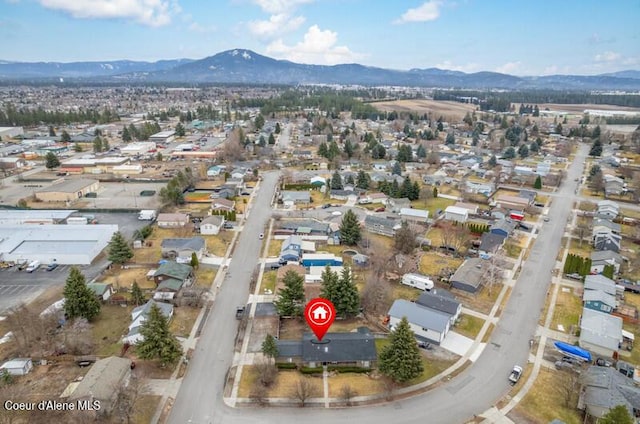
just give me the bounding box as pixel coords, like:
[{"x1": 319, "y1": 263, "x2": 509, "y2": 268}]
[
  {"x1": 157, "y1": 213, "x2": 190, "y2": 228},
  {"x1": 444, "y1": 206, "x2": 469, "y2": 223},
  {"x1": 123, "y1": 300, "x2": 174, "y2": 345},
  {"x1": 399, "y1": 208, "x2": 429, "y2": 223},
  {"x1": 200, "y1": 215, "x2": 225, "y2": 235},
  {"x1": 0, "y1": 358, "x2": 33, "y2": 376},
  {"x1": 388, "y1": 299, "x2": 451, "y2": 345}
]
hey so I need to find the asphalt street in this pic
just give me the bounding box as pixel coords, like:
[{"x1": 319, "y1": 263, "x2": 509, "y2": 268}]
[{"x1": 168, "y1": 145, "x2": 588, "y2": 424}]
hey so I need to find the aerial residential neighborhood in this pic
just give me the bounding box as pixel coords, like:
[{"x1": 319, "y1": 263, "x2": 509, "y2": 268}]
[{"x1": 0, "y1": 2, "x2": 640, "y2": 424}]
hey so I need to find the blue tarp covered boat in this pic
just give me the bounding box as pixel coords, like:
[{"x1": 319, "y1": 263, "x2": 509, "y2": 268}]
[{"x1": 554, "y1": 341, "x2": 592, "y2": 362}]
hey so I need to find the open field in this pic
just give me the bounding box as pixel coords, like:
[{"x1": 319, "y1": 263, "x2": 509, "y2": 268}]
[
  {"x1": 537, "y1": 103, "x2": 640, "y2": 113},
  {"x1": 372, "y1": 99, "x2": 477, "y2": 121}
]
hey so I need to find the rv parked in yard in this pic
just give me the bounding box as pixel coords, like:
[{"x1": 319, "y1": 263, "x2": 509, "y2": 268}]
[
  {"x1": 401, "y1": 273, "x2": 434, "y2": 291},
  {"x1": 138, "y1": 210, "x2": 157, "y2": 221}
]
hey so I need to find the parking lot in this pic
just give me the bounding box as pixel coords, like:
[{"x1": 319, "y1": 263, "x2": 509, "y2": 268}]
[
  {"x1": 0, "y1": 212, "x2": 147, "y2": 314},
  {"x1": 80, "y1": 181, "x2": 165, "y2": 209}
]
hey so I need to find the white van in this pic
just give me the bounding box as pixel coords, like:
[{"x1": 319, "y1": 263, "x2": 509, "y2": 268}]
[
  {"x1": 26, "y1": 260, "x2": 41, "y2": 273},
  {"x1": 401, "y1": 273, "x2": 434, "y2": 291}
]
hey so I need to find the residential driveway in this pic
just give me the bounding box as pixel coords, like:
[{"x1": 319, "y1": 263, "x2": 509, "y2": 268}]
[{"x1": 440, "y1": 331, "x2": 474, "y2": 357}]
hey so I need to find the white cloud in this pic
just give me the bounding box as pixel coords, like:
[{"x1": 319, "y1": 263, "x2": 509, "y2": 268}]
[
  {"x1": 38, "y1": 0, "x2": 175, "y2": 27},
  {"x1": 188, "y1": 22, "x2": 216, "y2": 33},
  {"x1": 594, "y1": 51, "x2": 621, "y2": 62},
  {"x1": 434, "y1": 60, "x2": 479, "y2": 73},
  {"x1": 252, "y1": 0, "x2": 314, "y2": 14},
  {"x1": 394, "y1": 1, "x2": 441, "y2": 24},
  {"x1": 249, "y1": 13, "x2": 305, "y2": 38},
  {"x1": 266, "y1": 25, "x2": 362, "y2": 65},
  {"x1": 494, "y1": 61, "x2": 522, "y2": 74}
]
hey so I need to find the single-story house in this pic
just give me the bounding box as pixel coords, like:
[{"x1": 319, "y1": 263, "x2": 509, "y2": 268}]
[
  {"x1": 0, "y1": 358, "x2": 33, "y2": 376},
  {"x1": 584, "y1": 274, "x2": 617, "y2": 297},
  {"x1": 281, "y1": 191, "x2": 311, "y2": 208},
  {"x1": 479, "y1": 232, "x2": 505, "y2": 257},
  {"x1": 156, "y1": 213, "x2": 189, "y2": 228},
  {"x1": 200, "y1": 215, "x2": 225, "y2": 235},
  {"x1": 496, "y1": 194, "x2": 531, "y2": 210},
  {"x1": 153, "y1": 261, "x2": 194, "y2": 287},
  {"x1": 579, "y1": 307, "x2": 622, "y2": 359},
  {"x1": 388, "y1": 198, "x2": 412, "y2": 213},
  {"x1": 68, "y1": 356, "x2": 132, "y2": 415},
  {"x1": 593, "y1": 232, "x2": 621, "y2": 253},
  {"x1": 444, "y1": 206, "x2": 469, "y2": 223},
  {"x1": 490, "y1": 218, "x2": 516, "y2": 239},
  {"x1": 590, "y1": 251, "x2": 623, "y2": 275},
  {"x1": 399, "y1": 208, "x2": 429, "y2": 223},
  {"x1": 330, "y1": 189, "x2": 353, "y2": 200},
  {"x1": 579, "y1": 366, "x2": 640, "y2": 421},
  {"x1": 123, "y1": 300, "x2": 174, "y2": 344},
  {"x1": 388, "y1": 299, "x2": 452, "y2": 345},
  {"x1": 280, "y1": 235, "x2": 303, "y2": 263},
  {"x1": 416, "y1": 289, "x2": 462, "y2": 326},
  {"x1": 278, "y1": 219, "x2": 331, "y2": 236},
  {"x1": 450, "y1": 258, "x2": 485, "y2": 293},
  {"x1": 596, "y1": 200, "x2": 620, "y2": 219},
  {"x1": 364, "y1": 215, "x2": 400, "y2": 237},
  {"x1": 211, "y1": 198, "x2": 236, "y2": 213},
  {"x1": 592, "y1": 218, "x2": 621, "y2": 237},
  {"x1": 583, "y1": 289, "x2": 617, "y2": 314},
  {"x1": 210, "y1": 187, "x2": 235, "y2": 199},
  {"x1": 366, "y1": 192, "x2": 389, "y2": 204},
  {"x1": 161, "y1": 237, "x2": 206, "y2": 263},
  {"x1": 206, "y1": 165, "x2": 225, "y2": 177},
  {"x1": 86, "y1": 282, "x2": 113, "y2": 302},
  {"x1": 453, "y1": 202, "x2": 479, "y2": 215},
  {"x1": 465, "y1": 181, "x2": 494, "y2": 196},
  {"x1": 276, "y1": 327, "x2": 377, "y2": 368}
]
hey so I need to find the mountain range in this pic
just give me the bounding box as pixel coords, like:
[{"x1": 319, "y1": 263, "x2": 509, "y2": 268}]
[{"x1": 1, "y1": 49, "x2": 639, "y2": 90}]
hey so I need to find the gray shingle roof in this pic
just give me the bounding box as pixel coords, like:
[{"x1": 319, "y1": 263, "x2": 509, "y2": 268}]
[
  {"x1": 388, "y1": 299, "x2": 451, "y2": 333},
  {"x1": 584, "y1": 275, "x2": 616, "y2": 296},
  {"x1": 581, "y1": 366, "x2": 640, "y2": 416},
  {"x1": 580, "y1": 308, "x2": 622, "y2": 352},
  {"x1": 302, "y1": 328, "x2": 377, "y2": 363},
  {"x1": 161, "y1": 237, "x2": 205, "y2": 252},
  {"x1": 416, "y1": 291, "x2": 460, "y2": 316},
  {"x1": 69, "y1": 356, "x2": 131, "y2": 408}
]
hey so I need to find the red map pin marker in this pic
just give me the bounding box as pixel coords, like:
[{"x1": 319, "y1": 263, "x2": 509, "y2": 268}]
[{"x1": 304, "y1": 298, "x2": 336, "y2": 342}]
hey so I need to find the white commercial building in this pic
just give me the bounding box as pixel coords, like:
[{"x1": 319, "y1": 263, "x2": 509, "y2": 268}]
[
  {"x1": 0, "y1": 127, "x2": 24, "y2": 139},
  {"x1": 0, "y1": 209, "x2": 76, "y2": 225},
  {"x1": 120, "y1": 142, "x2": 156, "y2": 156},
  {"x1": 0, "y1": 224, "x2": 118, "y2": 265}
]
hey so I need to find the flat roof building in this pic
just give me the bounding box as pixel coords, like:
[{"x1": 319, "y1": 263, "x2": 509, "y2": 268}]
[
  {"x1": 0, "y1": 224, "x2": 118, "y2": 265},
  {"x1": 34, "y1": 179, "x2": 99, "y2": 202}
]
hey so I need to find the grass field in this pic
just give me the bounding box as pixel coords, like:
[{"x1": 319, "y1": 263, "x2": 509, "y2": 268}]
[
  {"x1": 327, "y1": 373, "x2": 384, "y2": 397},
  {"x1": 267, "y1": 239, "x2": 283, "y2": 257},
  {"x1": 419, "y1": 253, "x2": 463, "y2": 277},
  {"x1": 93, "y1": 304, "x2": 133, "y2": 356},
  {"x1": 372, "y1": 99, "x2": 477, "y2": 121},
  {"x1": 454, "y1": 314, "x2": 485, "y2": 339},
  {"x1": 169, "y1": 306, "x2": 200, "y2": 338},
  {"x1": 513, "y1": 368, "x2": 581, "y2": 424},
  {"x1": 261, "y1": 270, "x2": 277, "y2": 294},
  {"x1": 412, "y1": 197, "x2": 456, "y2": 218},
  {"x1": 568, "y1": 238, "x2": 593, "y2": 258},
  {"x1": 551, "y1": 287, "x2": 582, "y2": 333},
  {"x1": 238, "y1": 367, "x2": 323, "y2": 398}
]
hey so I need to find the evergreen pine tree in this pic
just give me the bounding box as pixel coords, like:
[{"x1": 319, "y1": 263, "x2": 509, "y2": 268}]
[
  {"x1": 275, "y1": 123, "x2": 281, "y2": 134},
  {"x1": 261, "y1": 334, "x2": 279, "y2": 362},
  {"x1": 416, "y1": 144, "x2": 427, "y2": 158},
  {"x1": 534, "y1": 176, "x2": 542, "y2": 189},
  {"x1": 63, "y1": 267, "x2": 101, "y2": 321},
  {"x1": 330, "y1": 171, "x2": 343, "y2": 190},
  {"x1": 356, "y1": 170, "x2": 370, "y2": 189},
  {"x1": 136, "y1": 303, "x2": 183, "y2": 365},
  {"x1": 175, "y1": 122, "x2": 186, "y2": 137},
  {"x1": 339, "y1": 210, "x2": 361, "y2": 245},
  {"x1": 268, "y1": 133, "x2": 276, "y2": 145},
  {"x1": 379, "y1": 317, "x2": 424, "y2": 382},
  {"x1": 190, "y1": 252, "x2": 199, "y2": 268},
  {"x1": 392, "y1": 161, "x2": 402, "y2": 176},
  {"x1": 45, "y1": 152, "x2": 60, "y2": 169},
  {"x1": 274, "y1": 270, "x2": 305, "y2": 317},
  {"x1": 320, "y1": 265, "x2": 339, "y2": 303},
  {"x1": 108, "y1": 232, "x2": 134, "y2": 265},
  {"x1": 61, "y1": 130, "x2": 71, "y2": 143},
  {"x1": 332, "y1": 265, "x2": 360, "y2": 318},
  {"x1": 131, "y1": 281, "x2": 145, "y2": 306}
]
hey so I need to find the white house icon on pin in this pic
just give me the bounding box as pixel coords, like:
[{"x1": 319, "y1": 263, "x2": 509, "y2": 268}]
[{"x1": 312, "y1": 306, "x2": 328, "y2": 321}]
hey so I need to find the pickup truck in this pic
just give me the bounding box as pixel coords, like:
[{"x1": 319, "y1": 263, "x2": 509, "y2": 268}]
[{"x1": 509, "y1": 365, "x2": 523, "y2": 385}]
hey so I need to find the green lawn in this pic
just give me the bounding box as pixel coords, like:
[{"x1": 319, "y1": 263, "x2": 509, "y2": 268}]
[
  {"x1": 550, "y1": 287, "x2": 582, "y2": 333},
  {"x1": 261, "y1": 270, "x2": 277, "y2": 294},
  {"x1": 454, "y1": 314, "x2": 484, "y2": 339},
  {"x1": 412, "y1": 197, "x2": 456, "y2": 218}
]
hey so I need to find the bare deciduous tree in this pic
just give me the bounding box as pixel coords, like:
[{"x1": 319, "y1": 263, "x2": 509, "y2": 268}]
[
  {"x1": 250, "y1": 384, "x2": 268, "y2": 406},
  {"x1": 4, "y1": 304, "x2": 58, "y2": 355},
  {"x1": 554, "y1": 369, "x2": 580, "y2": 407},
  {"x1": 292, "y1": 377, "x2": 317, "y2": 407},
  {"x1": 113, "y1": 374, "x2": 144, "y2": 424},
  {"x1": 339, "y1": 384, "x2": 357, "y2": 406},
  {"x1": 482, "y1": 251, "x2": 505, "y2": 296},
  {"x1": 61, "y1": 318, "x2": 94, "y2": 355},
  {"x1": 255, "y1": 360, "x2": 278, "y2": 387}
]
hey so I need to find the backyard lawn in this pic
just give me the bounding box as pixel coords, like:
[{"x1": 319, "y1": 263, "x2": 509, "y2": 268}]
[
  {"x1": 93, "y1": 304, "x2": 133, "y2": 356},
  {"x1": 419, "y1": 252, "x2": 463, "y2": 277}
]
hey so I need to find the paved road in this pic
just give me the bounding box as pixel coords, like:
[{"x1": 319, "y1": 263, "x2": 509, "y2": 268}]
[{"x1": 169, "y1": 145, "x2": 588, "y2": 424}]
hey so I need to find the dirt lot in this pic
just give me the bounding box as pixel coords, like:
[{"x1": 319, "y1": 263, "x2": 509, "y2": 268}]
[{"x1": 372, "y1": 99, "x2": 477, "y2": 121}]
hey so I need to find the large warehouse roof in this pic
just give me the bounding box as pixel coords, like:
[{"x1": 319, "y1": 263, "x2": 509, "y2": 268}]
[
  {"x1": 36, "y1": 179, "x2": 97, "y2": 193},
  {"x1": 0, "y1": 210, "x2": 76, "y2": 225},
  {"x1": 0, "y1": 224, "x2": 118, "y2": 265}
]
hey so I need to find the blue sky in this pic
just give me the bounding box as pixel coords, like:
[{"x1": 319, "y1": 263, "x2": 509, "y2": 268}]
[{"x1": 0, "y1": 0, "x2": 638, "y2": 75}]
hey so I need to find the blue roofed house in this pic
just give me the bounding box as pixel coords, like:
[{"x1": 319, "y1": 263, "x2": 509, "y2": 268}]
[
  {"x1": 583, "y1": 289, "x2": 616, "y2": 314},
  {"x1": 123, "y1": 300, "x2": 174, "y2": 344},
  {"x1": 280, "y1": 235, "x2": 303, "y2": 263},
  {"x1": 490, "y1": 218, "x2": 516, "y2": 239}
]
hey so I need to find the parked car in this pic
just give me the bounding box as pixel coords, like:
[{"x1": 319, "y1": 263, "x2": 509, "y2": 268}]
[
  {"x1": 374, "y1": 207, "x2": 386, "y2": 212},
  {"x1": 331, "y1": 211, "x2": 342, "y2": 216},
  {"x1": 46, "y1": 263, "x2": 59, "y2": 271},
  {"x1": 235, "y1": 306, "x2": 246, "y2": 319},
  {"x1": 322, "y1": 204, "x2": 332, "y2": 209},
  {"x1": 509, "y1": 365, "x2": 523, "y2": 385}
]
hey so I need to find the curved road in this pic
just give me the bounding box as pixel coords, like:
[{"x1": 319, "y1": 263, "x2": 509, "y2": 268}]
[{"x1": 169, "y1": 144, "x2": 588, "y2": 424}]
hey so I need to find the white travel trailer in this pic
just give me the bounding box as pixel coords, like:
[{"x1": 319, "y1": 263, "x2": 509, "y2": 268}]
[{"x1": 401, "y1": 273, "x2": 434, "y2": 291}]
